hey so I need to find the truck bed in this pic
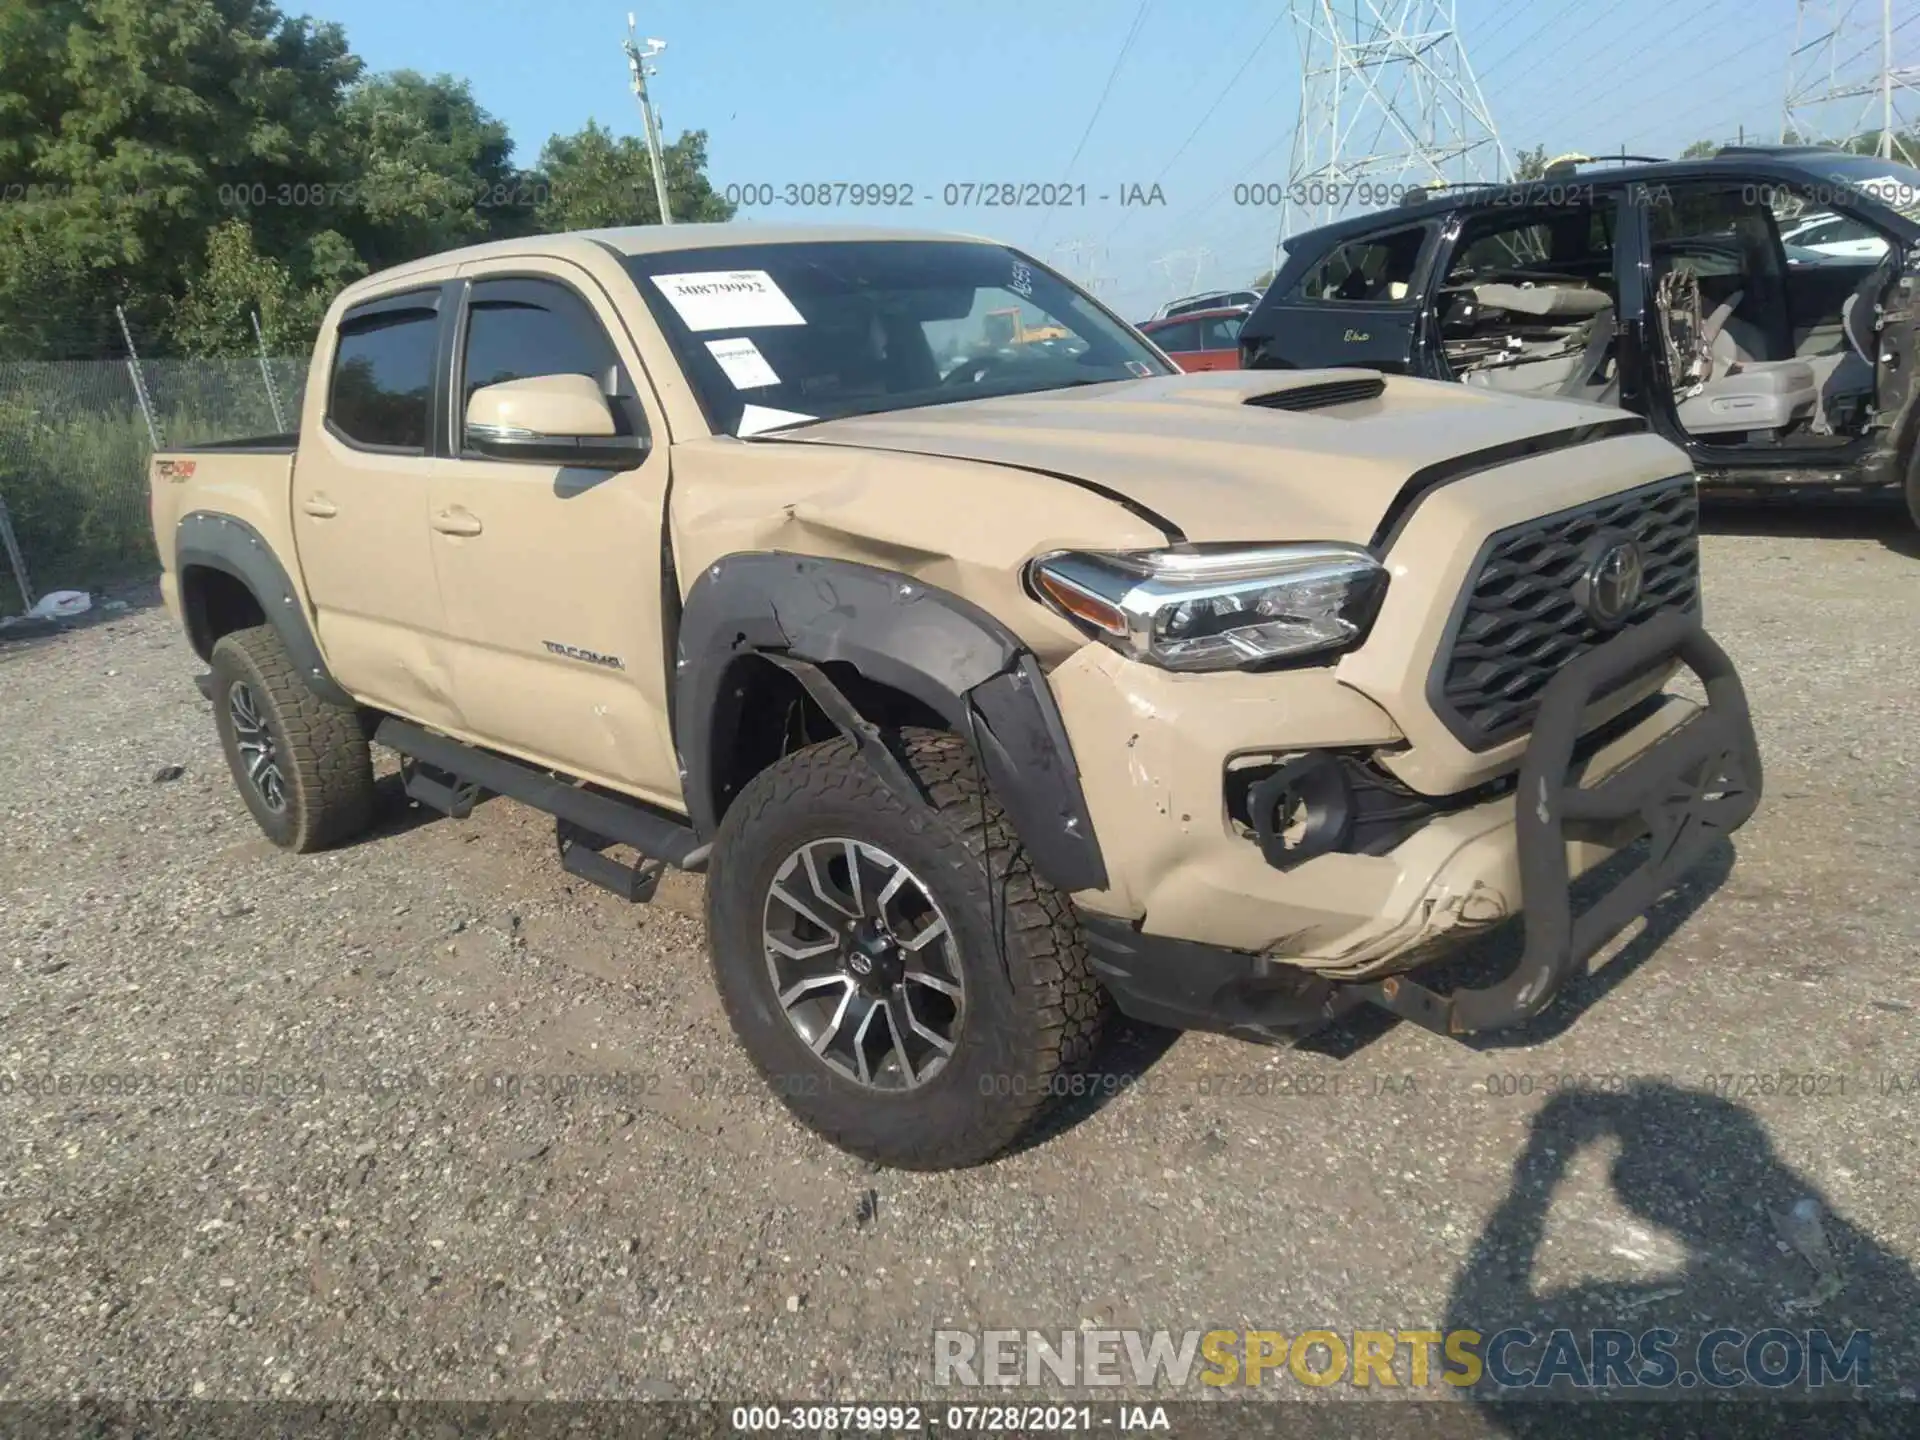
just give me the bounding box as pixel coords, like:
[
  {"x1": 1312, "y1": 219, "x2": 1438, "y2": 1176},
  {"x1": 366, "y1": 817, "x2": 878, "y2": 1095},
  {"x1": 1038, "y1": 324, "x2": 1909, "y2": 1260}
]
[{"x1": 149, "y1": 446, "x2": 302, "y2": 635}]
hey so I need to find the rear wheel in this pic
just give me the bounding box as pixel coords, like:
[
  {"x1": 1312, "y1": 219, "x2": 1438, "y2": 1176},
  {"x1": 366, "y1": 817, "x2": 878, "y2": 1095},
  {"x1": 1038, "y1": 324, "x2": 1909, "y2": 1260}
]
[
  {"x1": 209, "y1": 625, "x2": 374, "y2": 852},
  {"x1": 705, "y1": 729, "x2": 1106, "y2": 1169}
]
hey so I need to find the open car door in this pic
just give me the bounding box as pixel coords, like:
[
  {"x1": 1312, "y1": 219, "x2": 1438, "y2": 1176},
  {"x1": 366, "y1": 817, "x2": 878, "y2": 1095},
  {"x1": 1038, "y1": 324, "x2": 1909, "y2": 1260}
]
[{"x1": 1242, "y1": 221, "x2": 1435, "y2": 373}]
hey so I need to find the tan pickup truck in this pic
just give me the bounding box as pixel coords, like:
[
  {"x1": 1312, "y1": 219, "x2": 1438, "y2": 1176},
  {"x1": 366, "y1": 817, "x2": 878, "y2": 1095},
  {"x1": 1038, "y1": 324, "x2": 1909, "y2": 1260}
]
[{"x1": 149, "y1": 223, "x2": 1762, "y2": 1168}]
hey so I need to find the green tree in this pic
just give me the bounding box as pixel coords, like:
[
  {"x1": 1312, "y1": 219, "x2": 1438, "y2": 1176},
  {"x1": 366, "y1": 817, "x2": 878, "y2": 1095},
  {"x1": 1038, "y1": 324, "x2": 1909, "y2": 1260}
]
[
  {"x1": 1512, "y1": 145, "x2": 1551, "y2": 181},
  {"x1": 1, "y1": 1, "x2": 740, "y2": 360},
  {"x1": 1680, "y1": 139, "x2": 1718, "y2": 159},
  {"x1": 532, "y1": 121, "x2": 734, "y2": 230},
  {"x1": 169, "y1": 218, "x2": 347, "y2": 356},
  {"x1": 0, "y1": 0, "x2": 361, "y2": 356},
  {"x1": 337, "y1": 70, "x2": 533, "y2": 270}
]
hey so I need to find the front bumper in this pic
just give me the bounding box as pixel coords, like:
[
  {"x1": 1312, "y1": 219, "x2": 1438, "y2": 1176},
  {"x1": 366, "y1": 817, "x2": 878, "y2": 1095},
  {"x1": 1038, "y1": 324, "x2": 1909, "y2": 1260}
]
[{"x1": 1081, "y1": 609, "x2": 1762, "y2": 1039}]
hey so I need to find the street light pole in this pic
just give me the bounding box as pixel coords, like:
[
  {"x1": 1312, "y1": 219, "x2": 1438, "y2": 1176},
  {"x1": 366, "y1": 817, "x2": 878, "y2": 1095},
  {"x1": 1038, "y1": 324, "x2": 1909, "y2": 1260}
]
[{"x1": 625, "y1": 14, "x2": 674, "y2": 225}]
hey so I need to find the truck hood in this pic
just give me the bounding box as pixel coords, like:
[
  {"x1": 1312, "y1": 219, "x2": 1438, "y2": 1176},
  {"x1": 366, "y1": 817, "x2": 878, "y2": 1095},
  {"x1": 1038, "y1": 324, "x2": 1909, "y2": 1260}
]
[{"x1": 781, "y1": 369, "x2": 1631, "y2": 545}]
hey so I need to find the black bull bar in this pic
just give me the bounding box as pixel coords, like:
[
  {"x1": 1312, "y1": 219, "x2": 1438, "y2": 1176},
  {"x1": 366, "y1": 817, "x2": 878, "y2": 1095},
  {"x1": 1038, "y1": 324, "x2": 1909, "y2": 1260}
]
[{"x1": 1354, "y1": 606, "x2": 1763, "y2": 1036}]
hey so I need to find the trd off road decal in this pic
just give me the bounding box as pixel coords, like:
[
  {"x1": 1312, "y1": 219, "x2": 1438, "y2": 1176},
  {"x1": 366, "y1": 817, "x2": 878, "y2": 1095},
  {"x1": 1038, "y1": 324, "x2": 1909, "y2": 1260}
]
[{"x1": 156, "y1": 460, "x2": 197, "y2": 482}]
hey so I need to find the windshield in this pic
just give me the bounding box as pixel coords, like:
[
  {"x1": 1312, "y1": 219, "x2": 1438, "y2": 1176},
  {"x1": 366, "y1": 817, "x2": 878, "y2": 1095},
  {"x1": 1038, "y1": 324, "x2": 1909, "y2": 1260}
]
[
  {"x1": 623, "y1": 240, "x2": 1171, "y2": 436},
  {"x1": 1802, "y1": 155, "x2": 1920, "y2": 221}
]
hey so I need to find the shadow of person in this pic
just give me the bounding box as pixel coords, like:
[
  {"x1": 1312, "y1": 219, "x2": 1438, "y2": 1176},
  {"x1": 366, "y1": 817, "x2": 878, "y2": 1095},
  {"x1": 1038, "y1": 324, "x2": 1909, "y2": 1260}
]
[{"x1": 1444, "y1": 1082, "x2": 1919, "y2": 1435}]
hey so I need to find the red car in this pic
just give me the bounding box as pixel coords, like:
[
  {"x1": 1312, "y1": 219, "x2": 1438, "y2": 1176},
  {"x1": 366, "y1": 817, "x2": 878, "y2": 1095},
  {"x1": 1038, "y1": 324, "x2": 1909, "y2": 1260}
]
[{"x1": 1136, "y1": 306, "x2": 1248, "y2": 371}]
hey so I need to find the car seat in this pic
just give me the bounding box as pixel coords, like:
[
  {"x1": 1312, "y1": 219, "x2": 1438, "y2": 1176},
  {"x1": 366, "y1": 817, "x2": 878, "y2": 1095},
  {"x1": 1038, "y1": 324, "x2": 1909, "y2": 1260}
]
[{"x1": 1669, "y1": 283, "x2": 1819, "y2": 437}]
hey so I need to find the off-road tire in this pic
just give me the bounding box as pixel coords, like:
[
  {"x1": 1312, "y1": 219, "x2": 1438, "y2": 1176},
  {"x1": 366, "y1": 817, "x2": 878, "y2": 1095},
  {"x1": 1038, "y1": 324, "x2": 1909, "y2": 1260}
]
[
  {"x1": 209, "y1": 624, "x2": 374, "y2": 852},
  {"x1": 705, "y1": 728, "x2": 1107, "y2": 1169},
  {"x1": 1905, "y1": 435, "x2": 1920, "y2": 534}
]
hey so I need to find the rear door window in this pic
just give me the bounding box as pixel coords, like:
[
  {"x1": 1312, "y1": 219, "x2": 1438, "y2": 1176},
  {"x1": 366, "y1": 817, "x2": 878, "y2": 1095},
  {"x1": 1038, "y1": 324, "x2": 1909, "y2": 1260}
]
[
  {"x1": 1291, "y1": 226, "x2": 1428, "y2": 303},
  {"x1": 1148, "y1": 320, "x2": 1201, "y2": 352},
  {"x1": 1199, "y1": 315, "x2": 1244, "y2": 349},
  {"x1": 328, "y1": 296, "x2": 440, "y2": 452}
]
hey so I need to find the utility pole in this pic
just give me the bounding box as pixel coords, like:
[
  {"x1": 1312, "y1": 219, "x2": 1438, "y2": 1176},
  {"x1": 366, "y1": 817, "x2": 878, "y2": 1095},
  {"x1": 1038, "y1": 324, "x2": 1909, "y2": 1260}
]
[
  {"x1": 624, "y1": 14, "x2": 673, "y2": 225},
  {"x1": 1885, "y1": 0, "x2": 1896, "y2": 159}
]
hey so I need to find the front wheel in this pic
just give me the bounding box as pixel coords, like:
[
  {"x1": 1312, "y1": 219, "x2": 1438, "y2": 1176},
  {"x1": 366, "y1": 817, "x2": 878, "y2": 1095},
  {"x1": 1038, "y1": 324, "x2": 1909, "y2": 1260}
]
[
  {"x1": 704, "y1": 729, "x2": 1106, "y2": 1169},
  {"x1": 1905, "y1": 436, "x2": 1920, "y2": 534}
]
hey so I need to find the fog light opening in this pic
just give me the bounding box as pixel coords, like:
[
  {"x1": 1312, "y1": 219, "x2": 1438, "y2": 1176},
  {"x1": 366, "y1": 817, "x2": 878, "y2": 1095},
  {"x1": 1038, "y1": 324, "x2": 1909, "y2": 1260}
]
[{"x1": 1245, "y1": 753, "x2": 1355, "y2": 871}]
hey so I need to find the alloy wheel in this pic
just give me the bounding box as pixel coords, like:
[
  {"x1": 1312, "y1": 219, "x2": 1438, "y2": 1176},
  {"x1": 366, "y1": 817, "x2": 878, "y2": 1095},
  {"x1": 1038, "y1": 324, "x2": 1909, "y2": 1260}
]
[
  {"x1": 761, "y1": 838, "x2": 965, "y2": 1091},
  {"x1": 228, "y1": 680, "x2": 289, "y2": 814}
]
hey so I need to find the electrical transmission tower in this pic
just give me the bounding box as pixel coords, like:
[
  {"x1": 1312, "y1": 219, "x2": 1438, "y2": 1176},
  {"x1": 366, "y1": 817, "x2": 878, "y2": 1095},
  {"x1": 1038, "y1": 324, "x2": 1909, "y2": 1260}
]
[
  {"x1": 1152, "y1": 247, "x2": 1215, "y2": 296},
  {"x1": 1048, "y1": 240, "x2": 1112, "y2": 297},
  {"x1": 1278, "y1": 0, "x2": 1509, "y2": 256},
  {"x1": 1783, "y1": 0, "x2": 1918, "y2": 165}
]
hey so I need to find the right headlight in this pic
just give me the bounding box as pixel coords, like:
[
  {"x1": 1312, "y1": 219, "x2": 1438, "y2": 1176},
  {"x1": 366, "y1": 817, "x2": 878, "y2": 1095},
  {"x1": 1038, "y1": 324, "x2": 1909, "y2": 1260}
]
[{"x1": 1026, "y1": 543, "x2": 1388, "y2": 673}]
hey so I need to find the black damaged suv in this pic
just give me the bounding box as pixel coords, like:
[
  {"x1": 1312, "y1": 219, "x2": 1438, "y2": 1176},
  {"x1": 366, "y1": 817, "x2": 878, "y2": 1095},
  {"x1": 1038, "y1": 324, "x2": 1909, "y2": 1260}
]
[{"x1": 1240, "y1": 146, "x2": 1920, "y2": 528}]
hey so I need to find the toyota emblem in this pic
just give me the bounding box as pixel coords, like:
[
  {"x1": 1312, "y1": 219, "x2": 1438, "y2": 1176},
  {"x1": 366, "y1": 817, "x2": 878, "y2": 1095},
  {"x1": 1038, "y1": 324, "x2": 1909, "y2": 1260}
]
[{"x1": 1574, "y1": 534, "x2": 1645, "y2": 628}]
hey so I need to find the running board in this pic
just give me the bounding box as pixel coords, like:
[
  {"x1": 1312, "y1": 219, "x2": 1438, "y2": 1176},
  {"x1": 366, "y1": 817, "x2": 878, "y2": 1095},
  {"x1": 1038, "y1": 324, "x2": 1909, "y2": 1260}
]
[
  {"x1": 373, "y1": 718, "x2": 708, "y2": 889},
  {"x1": 400, "y1": 758, "x2": 482, "y2": 819},
  {"x1": 556, "y1": 818, "x2": 663, "y2": 902}
]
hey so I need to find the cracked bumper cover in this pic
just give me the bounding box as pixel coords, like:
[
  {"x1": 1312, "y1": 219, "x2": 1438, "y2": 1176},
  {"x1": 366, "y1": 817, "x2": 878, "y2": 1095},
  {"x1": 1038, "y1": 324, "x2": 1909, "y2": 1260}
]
[{"x1": 1079, "y1": 609, "x2": 1763, "y2": 1039}]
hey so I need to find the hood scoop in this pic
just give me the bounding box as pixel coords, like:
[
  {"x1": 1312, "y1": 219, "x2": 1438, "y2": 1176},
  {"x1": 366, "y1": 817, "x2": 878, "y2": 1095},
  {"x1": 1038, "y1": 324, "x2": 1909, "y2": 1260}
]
[{"x1": 1244, "y1": 375, "x2": 1387, "y2": 412}]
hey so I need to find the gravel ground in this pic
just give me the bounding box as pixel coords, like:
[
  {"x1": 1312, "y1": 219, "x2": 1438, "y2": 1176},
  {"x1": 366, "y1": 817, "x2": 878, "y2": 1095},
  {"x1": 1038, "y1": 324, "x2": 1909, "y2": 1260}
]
[{"x1": 2, "y1": 506, "x2": 1918, "y2": 1425}]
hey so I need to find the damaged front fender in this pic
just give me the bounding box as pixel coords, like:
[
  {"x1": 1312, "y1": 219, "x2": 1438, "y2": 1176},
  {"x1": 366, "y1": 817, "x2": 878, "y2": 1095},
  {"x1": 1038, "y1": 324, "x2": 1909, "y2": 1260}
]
[{"x1": 673, "y1": 552, "x2": 1109, "y2": 894}]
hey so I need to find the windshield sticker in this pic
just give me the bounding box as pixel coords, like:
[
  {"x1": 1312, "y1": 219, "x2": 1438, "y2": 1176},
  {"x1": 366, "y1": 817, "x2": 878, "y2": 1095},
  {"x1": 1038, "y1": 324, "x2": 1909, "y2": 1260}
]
[
  {"x1": 1009, "y1": 260, "x2": 1035, "y2": 298},
  {"x1": 1125, "y1": 360, "x2": 1153, "y2": 377},
  {"x1": 651, "y1": 270, "x2": 806, "y2": 331},
  {"x1": 705, "y1": 336, "x2": 781, "y2": 390},
  {"x1": 737, "y1": 403, "x2": 817, "y2": 437}
]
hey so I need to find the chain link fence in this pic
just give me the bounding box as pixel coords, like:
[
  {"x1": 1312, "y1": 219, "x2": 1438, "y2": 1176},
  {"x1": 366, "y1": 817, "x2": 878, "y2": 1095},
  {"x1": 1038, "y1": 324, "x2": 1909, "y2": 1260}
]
[{"x1": 0, "y1": 354, "x2": 307, "y2": 615}]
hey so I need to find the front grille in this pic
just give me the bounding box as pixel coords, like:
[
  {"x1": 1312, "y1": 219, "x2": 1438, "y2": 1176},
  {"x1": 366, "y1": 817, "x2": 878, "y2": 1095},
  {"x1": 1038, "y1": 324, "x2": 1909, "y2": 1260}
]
[{"x1": 1432, "y1": 476, "x2": 1700, "y2": 748}]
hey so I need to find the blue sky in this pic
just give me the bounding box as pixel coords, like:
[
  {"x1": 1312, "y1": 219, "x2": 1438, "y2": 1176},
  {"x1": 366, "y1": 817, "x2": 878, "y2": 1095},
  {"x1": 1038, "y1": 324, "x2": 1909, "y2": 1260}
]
[{"x1": 306, "y1": 0, "x2": 1810, "y2": 319}]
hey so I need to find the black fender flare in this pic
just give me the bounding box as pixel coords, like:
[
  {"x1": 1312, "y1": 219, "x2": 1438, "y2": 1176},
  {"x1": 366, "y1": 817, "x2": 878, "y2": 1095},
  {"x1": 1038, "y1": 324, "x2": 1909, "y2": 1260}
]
[
  {"x1": 175, "y1": 511, "x2": 353, "y2": 708},
  {"x1": 674, "y1": 552, "x2": 1108, "y2": 895}
]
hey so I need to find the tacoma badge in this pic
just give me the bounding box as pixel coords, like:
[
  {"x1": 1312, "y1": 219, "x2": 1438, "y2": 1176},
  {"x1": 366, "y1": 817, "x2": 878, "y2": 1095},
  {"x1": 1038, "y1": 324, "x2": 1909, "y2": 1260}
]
[{"x1": 543, "y1": 641, "x2": 626, "y2": 670}]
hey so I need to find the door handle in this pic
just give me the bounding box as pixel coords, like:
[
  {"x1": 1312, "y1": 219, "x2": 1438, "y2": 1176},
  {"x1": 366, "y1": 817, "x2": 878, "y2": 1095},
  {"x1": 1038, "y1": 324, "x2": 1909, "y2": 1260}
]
[
  {"x1": 431, "y1": 507, "x2": 483, "y2": 537},
  {"x1": 301, "y1": 495, "x2": 338, "y2": 519}
]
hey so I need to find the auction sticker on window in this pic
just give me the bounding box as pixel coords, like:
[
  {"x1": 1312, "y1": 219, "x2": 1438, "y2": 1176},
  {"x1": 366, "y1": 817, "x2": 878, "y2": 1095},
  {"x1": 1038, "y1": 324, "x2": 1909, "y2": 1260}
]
[
  {"x1": 705, "y1": 336, "x2": 782, "y2": 390},
  {"x1": 651, "y1": 270, "x2": 805, "y2": 331}
]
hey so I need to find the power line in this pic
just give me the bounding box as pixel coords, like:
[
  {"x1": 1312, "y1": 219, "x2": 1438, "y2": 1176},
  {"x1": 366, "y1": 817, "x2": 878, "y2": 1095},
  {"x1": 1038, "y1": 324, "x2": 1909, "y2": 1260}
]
[
  {"x1": 1471, "y1": 0, "x2": 1538, "y2": 41},
  {"x1": 1142, "y1": 11, "x2": 1288, "y2": 186},
  {"x1": 1101, "y1": 7, "x2": 1290, "y2": 249},
  {"x1": 1492, "y1": 0, "x2": 1735, "y2": 124},
  {"x1": 1135, "y1": 125, "x2": 1296, "y2": 267},
  {"x1": 1472, "y1": 0, "x2": 1586, "y2": 83},
  {"x1": 1057, "y1": 0, "x2": 1153, "y2": 180},
  {"x1": 1613, "y1": 24, "x2": 1825, "y2": 149},
  {"x1": 1039, "y1": 0, "x2": 1154, "y2": 246}
]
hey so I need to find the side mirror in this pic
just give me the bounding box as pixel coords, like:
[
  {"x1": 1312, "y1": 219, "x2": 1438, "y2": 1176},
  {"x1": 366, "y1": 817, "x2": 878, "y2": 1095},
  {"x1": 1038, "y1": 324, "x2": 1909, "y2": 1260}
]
[{"x1": 465, "y1": 374, "x2": 649, "y2": 469}]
